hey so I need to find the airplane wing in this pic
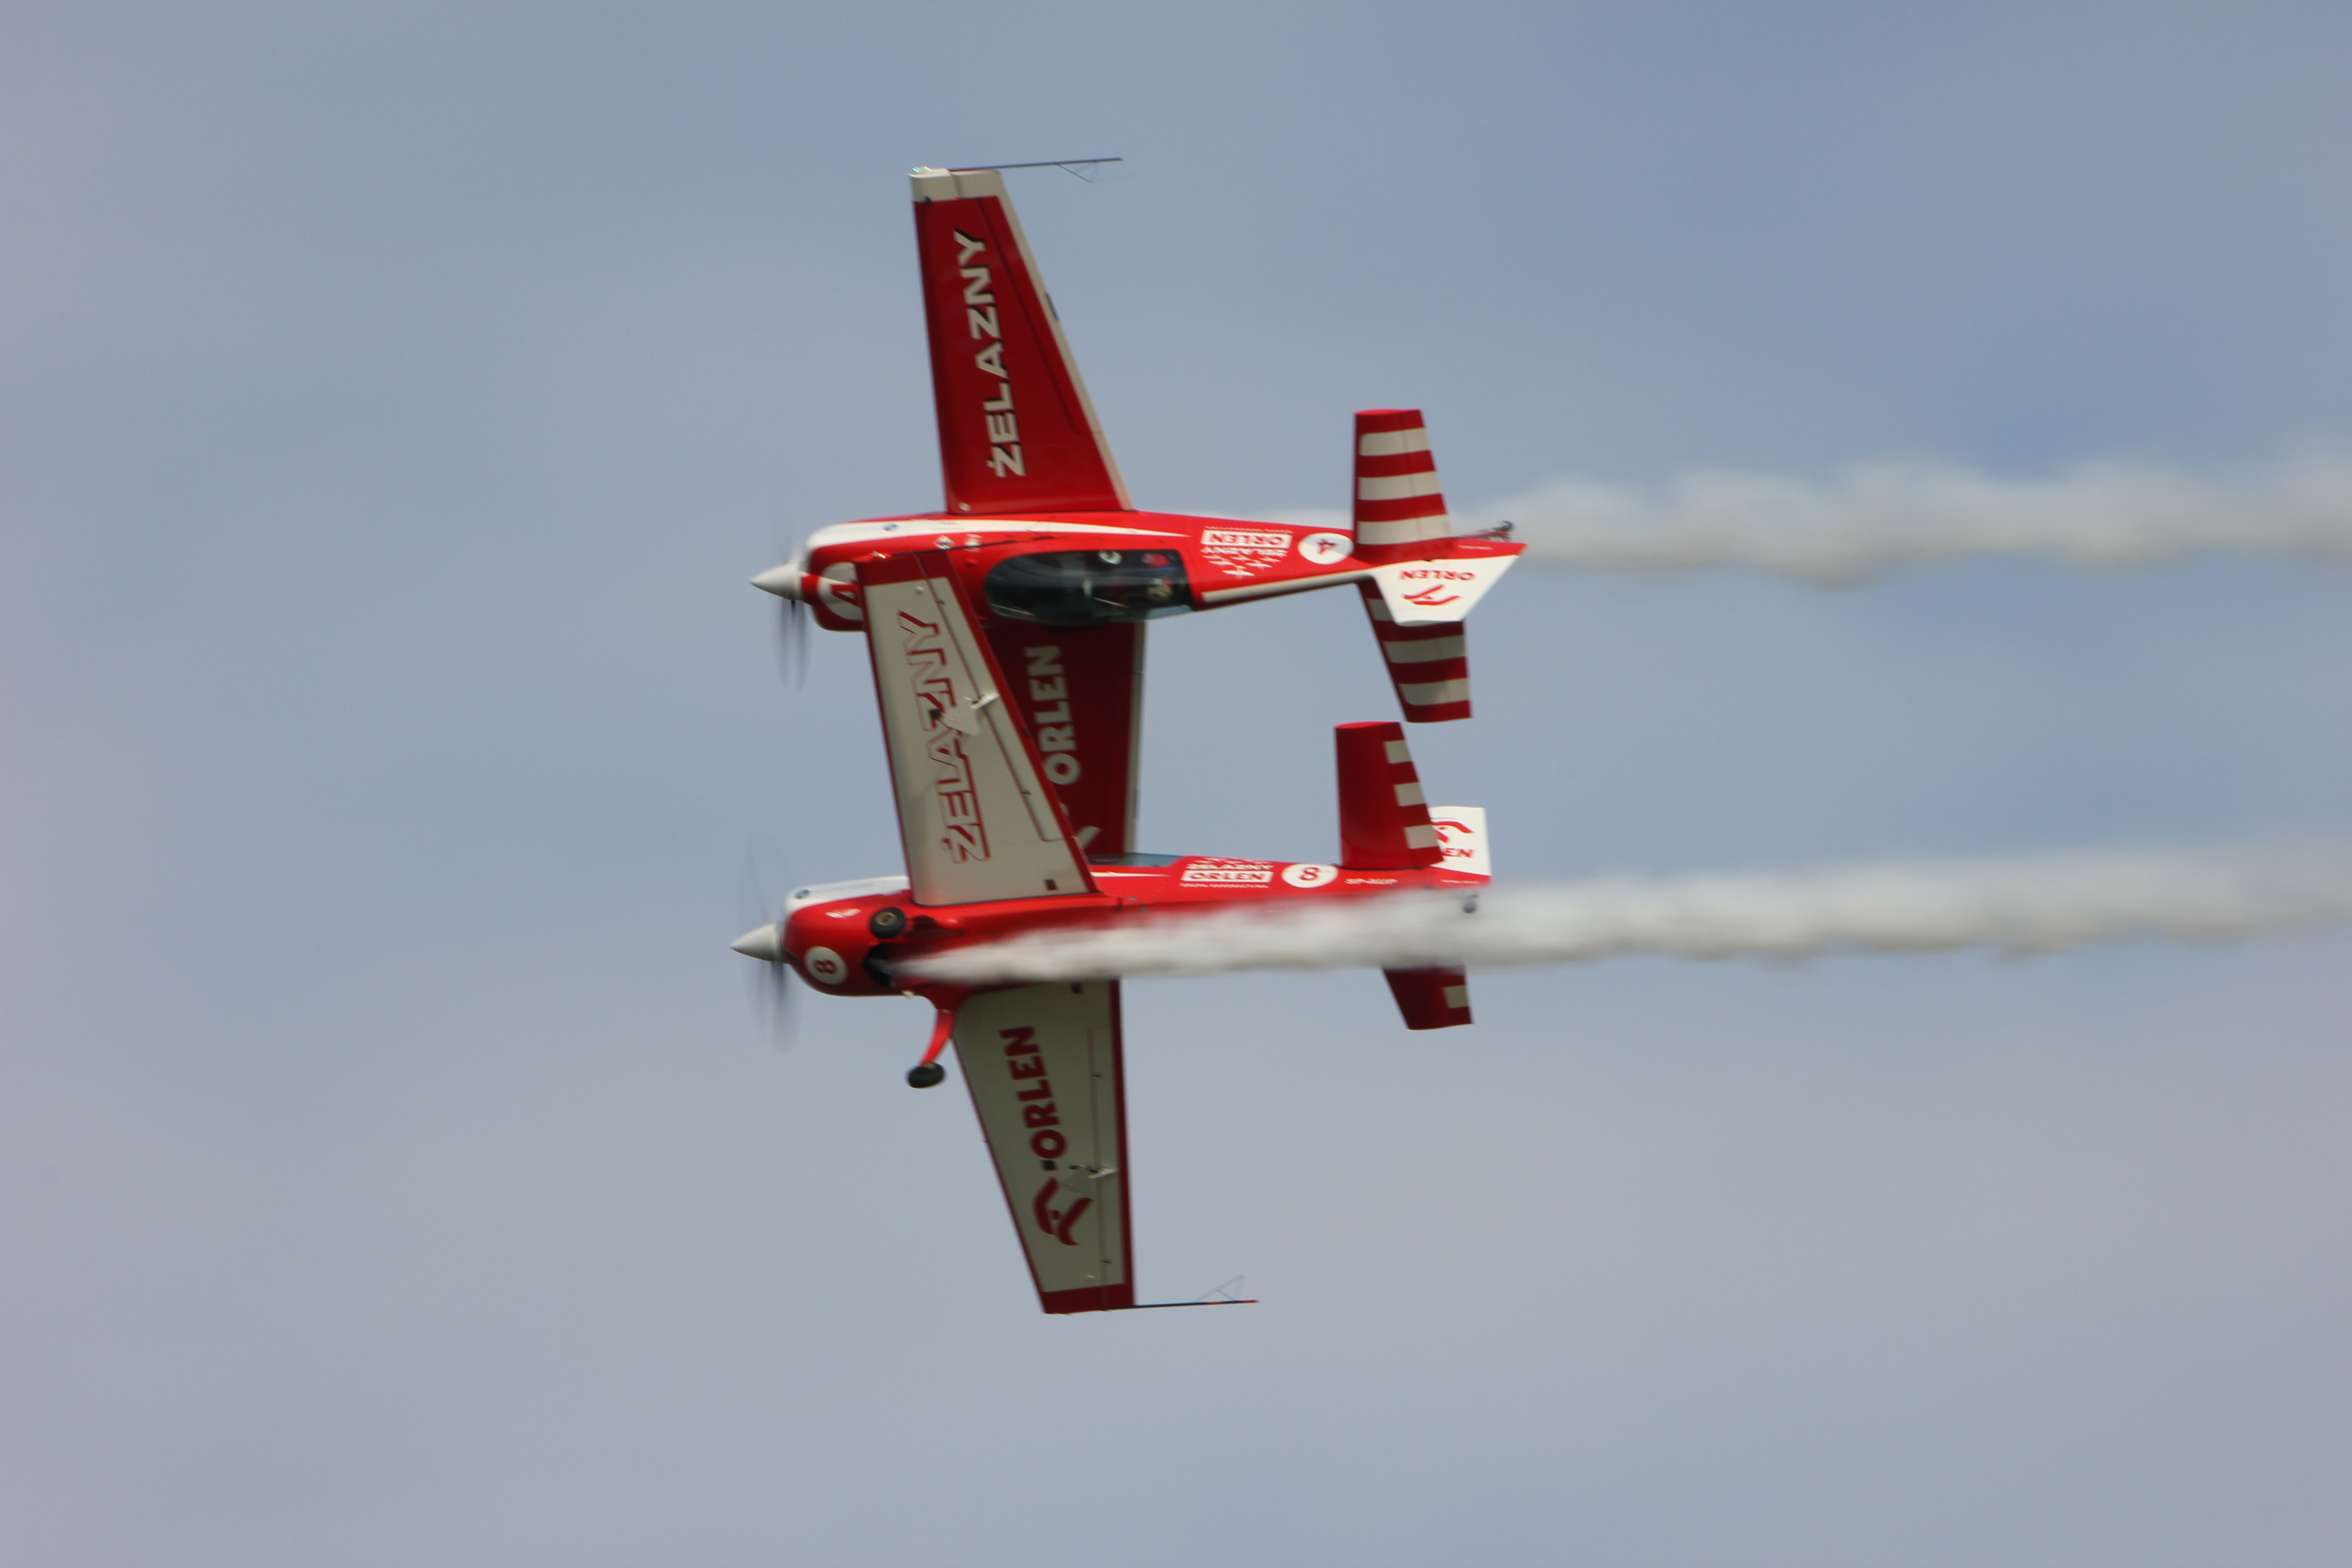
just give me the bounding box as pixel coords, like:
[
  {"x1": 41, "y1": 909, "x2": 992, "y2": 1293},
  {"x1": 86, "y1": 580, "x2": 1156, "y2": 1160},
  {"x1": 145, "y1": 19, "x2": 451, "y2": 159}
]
[
  {"x1": 979, "y1": 619, "x2": 1143, "y2": 856},
  {"x1": 953, "y1": 980, "x2": 1133, "y2": 1314},
  {"x1": 857, "y1": 549, "x2": 1096, "y2": 906},
  {"x1": 911, "y1": 167, "x2": 1130, "y2": 516}
]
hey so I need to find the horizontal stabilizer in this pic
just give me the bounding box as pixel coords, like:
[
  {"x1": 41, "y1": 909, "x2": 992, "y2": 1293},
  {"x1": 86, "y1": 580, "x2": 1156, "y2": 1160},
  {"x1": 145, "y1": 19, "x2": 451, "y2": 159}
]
[
  {"x1": 1336, "y1": 720, "x2": 1442, "y2": 869},
  {"x1": 1426, "y1": 805, "x2": 1490, "y2": 876},
  {"x1": 1382, "y1": 966, "x2": 1472, "y2": 1029},
  {"x1": 1365, "y1": 555, "x2": 1518, "y2": 626}
]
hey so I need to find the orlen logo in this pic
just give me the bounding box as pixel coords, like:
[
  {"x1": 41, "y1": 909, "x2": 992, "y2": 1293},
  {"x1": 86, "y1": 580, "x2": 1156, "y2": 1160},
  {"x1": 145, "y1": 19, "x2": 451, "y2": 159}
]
[
  {"x1": 1397, "y1": 567, "x2": 1475, "y2": 608},
  {"x1": 1181, "y1": 859, "x2": 1275, "y2": 885},
  {"x1": 1201, "y1": 528, "x2": 1289, "y2": 552},
  {"x1": 1431, "y1": 819, "x2": 1476, "y2": 863},
  {"x1": 1000, "y1": 1024, "x2": 1095, "y2": 1248},
  {"x1": 1024, "y1": 644, "x2": 1080, "y2": 785},
  {"x1": 1198, "y1": 527, "x2": 1292, "y2": 579},
  {"x1": 1032, "y1": 1178, "x2": 1092, "y2": 1245}
]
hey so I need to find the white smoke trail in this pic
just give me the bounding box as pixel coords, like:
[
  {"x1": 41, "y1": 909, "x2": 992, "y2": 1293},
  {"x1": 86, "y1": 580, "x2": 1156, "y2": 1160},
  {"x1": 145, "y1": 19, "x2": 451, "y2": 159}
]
[
  {"x1": 1274, "y1": 454, "x2": 2352, "y2": 583},
  {"x1": 909, "y1": 840, "x2": 2352, "y2": 985},
  {"x1": 1492, "y1": 456, "x2": 2352, "y2": 582}
]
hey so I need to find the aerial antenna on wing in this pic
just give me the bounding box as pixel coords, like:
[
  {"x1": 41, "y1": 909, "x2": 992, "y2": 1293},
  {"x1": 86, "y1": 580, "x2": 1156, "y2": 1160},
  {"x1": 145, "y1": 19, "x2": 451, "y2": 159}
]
[
  {"x1": 1116, "y1": 1277, "x2": 1259, "y2": 1310},
  {"x1": 1195, "y1": 1275, "x2": 1252, "y2": 1304},
  {"x1": 939, "y1": 157, "x2": 1123, "y2": 182}
]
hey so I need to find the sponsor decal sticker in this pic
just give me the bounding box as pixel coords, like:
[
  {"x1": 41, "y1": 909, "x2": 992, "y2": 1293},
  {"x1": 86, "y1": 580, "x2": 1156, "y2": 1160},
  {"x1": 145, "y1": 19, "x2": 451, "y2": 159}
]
[
  {"x1": 998, "y1": 1024, "x2": 1095, "y2": 1246},
  {"x1": 1396, "y1": 565, "x2": 1476, "y2": 608},
  {"x1": 1197, "y1": 526, "x2": 1294, "y2": 579},
  {"x1": 899, "y1": 609, "x2": 989, "y2": 862},
  {"x1": 953, "y1": 230, "x2": 1024, "y2": 480},
  {"x1": 1432, "y1": 818, "x2": 1479, "y2": 864},
  {"x1": 1024, "y1": 644, "x2": 1081, "y2": 785},
  {"x1": 1180, "y1": 858, "x2": 1277, "y2": 885}
]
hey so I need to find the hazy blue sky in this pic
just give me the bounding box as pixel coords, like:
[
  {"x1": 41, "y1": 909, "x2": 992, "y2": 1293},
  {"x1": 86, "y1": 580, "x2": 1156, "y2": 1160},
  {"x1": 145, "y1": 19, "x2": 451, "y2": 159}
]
[{"x1": 6, "y1": 5, "x2": 2350, "y2": 1565}]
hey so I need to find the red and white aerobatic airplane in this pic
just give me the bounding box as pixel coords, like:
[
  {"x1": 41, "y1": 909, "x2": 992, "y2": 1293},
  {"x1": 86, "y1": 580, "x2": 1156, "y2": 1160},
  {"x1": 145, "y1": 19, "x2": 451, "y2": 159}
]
[{"x1": 733, "y1": 165, "x2": 1524, "y2": 1313}]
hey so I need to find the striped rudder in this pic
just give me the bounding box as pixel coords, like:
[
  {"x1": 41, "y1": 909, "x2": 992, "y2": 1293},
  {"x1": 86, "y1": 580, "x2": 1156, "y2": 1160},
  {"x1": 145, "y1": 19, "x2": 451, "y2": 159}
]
[
  {"x1": 1357, "y1": 581, "x2": 1471, "y2": 721},
  {"x1": 1352, "y1": 408, "x2": 1453, "y2": 564},
  {"x1": 1333, "y1": 720, "x2": 1445, "y2": 868}
]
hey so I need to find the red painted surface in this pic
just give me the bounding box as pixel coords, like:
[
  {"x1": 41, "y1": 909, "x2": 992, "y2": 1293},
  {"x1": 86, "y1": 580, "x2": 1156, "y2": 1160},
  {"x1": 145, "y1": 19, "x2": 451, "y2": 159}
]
[
  {"x1": 1335, "y1": 720, "x2": 1443, "y2": 869},
  {"x1": 780, "y1": 854, "x2": 1485, "y2": 998},
  {"x1": 981, "y1": 619, "x2": 1143, "y2": 857},
  {"x1": 1039, "y1": 1283, "x2": 1139, "y2": 1314},
  {"x1": 1352, "y1": 407, "x2": 1451, "y2": 565},
  {"x1": 1382, "y1": 965, "x2": 1473, "y2": 1030},
  {"x1": 800, "y1": 512, "x2": 1343, "y2": 608},
  {"x1": 751, "y1": 176, "x2": 1536, "y2": 1318},
  {"x1": 913, "y1": 192, "x2": 1126, "y2": 515}
]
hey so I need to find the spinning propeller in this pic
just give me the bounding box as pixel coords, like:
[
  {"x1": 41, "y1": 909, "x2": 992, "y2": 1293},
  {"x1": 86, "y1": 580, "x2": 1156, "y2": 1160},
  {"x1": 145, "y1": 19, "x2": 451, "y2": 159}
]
[
  {"x1": 752, "y1": 555, "x2": 809, "y2": 687},
  {"x1": 733, "y1": 837, "x2": 798, "y2": 1051}
]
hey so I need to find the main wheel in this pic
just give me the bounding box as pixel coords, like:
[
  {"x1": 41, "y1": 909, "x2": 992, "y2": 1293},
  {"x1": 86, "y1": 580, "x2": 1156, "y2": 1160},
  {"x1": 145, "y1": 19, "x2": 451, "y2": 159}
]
[
  {"x1": 868, "y1": 906, "x2": 908, "y2": 938},
  {"x1": 906, "y1": 1062, "x2": 946, "y2": 1089}
]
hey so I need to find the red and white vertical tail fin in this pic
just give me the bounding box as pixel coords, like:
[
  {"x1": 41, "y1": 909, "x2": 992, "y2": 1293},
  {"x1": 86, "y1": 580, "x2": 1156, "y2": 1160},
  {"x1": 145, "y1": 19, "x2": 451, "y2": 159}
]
[
  {"x1": 1336, "y1": 722, "x2": 1482, "y2": 1030},
  {"x1": 1358, "y1": 583, "x2": 1473, "y2": 722},
  {"x1": 1382, "y1": 966, "x2": 1472, "y2": 1030},
  {"x1": 1352, "y1": 408, "x2": 1451, "y2": 564},
  {"x1": 911, "y1": 167, "x2": 1130, "y2": 516},
  {"x1": 1334, "y1": 720, "x2": 1444, "y2": 869},
  {"x1": 1349, "y1": 408, "x2": 1520, "y2": 722}
]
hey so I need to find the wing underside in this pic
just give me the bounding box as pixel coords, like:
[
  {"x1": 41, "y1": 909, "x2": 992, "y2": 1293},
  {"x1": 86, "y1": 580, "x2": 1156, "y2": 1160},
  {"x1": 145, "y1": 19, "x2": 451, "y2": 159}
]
[
  {"x1": 858, "y1": 551, "x2": 1094, "y2": 906},
  {"x1": 980, "y1": 619, "x2": 1144, "y2": 857},
  {"x1": 953, "y1": 981, "x2": 1133, "y2": 1314}
]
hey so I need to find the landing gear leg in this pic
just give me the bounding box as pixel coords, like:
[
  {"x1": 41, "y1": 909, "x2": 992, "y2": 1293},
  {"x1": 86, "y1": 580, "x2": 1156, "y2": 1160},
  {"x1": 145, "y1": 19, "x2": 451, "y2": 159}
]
[{"x1": 906, "y1": 1005, "x2": 956, "y2": 1088}]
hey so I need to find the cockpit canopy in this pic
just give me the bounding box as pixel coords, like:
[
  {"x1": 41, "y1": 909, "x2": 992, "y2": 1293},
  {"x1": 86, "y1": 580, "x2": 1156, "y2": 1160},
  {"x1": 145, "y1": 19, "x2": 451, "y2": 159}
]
[{"x1": 982, "y1": 548, "x2": 1192, "y2": 626}]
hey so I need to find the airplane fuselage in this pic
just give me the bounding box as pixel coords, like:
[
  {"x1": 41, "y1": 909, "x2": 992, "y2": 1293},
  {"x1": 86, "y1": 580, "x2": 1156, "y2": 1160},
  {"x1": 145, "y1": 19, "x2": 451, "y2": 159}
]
[
  {"x1": 781, "y1": 853, "x2": 1488, "y2": 1002},
  {"x1": 776, "y1": 510, "x2": 1519, "y2": 635}
]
